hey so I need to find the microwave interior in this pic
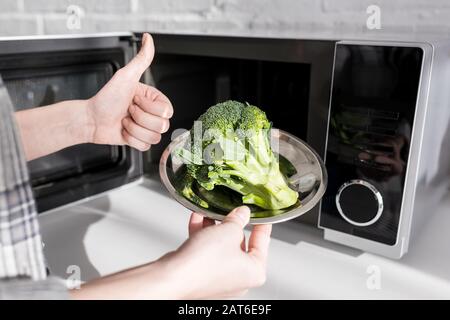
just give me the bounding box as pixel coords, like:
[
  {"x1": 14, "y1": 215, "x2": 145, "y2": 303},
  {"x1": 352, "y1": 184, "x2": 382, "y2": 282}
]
[
  {"x1": 149, "y1": 56, "x2": 312, "y2": 168},
  {"x1": 0, "y1": 41, "x2": 142, "y2": 212}
]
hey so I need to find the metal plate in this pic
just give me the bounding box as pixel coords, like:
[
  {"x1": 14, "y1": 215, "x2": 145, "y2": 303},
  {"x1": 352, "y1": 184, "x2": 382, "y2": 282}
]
[{"x1": 159, "y1": 129, "x2": 327, "y2": 224}]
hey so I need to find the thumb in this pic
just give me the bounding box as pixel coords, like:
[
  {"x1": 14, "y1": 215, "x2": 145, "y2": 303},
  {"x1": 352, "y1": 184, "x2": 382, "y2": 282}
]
[
  {"x1": 123, "y1": 33, "x2": 155, "y2": 80},
  {"x1": 223, "y1": 206, "x2": 251, "y2": 229}
]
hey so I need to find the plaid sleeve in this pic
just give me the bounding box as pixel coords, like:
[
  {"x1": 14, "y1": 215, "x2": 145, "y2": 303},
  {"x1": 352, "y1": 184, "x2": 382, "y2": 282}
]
[
  {"x1": 0, "y1": 277, "x2": 69, "y2": 300},
  {"x1": 0, "y1": 76, "x2": 47, "y2": 281}
]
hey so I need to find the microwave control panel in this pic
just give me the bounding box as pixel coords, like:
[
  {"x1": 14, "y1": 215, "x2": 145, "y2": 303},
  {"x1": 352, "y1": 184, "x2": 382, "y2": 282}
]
[{"x1": 319, "y1": 43, "x2": 424, "y2": 245}]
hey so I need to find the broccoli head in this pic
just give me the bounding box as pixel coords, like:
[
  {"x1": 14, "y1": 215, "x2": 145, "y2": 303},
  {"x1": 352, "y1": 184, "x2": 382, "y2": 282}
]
[{"x1": 176, "y1": 100, "x2": 299, "y2": 210}]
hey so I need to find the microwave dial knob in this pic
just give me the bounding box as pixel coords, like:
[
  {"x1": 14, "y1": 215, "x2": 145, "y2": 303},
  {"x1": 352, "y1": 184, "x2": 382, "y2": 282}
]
[{"x1": 335, "y1": 180, "x2": 383, "y2": 227}]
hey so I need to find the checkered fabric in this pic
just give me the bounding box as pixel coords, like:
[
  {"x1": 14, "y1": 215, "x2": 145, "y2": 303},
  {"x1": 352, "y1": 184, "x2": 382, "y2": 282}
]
[{"x1": 0, "y1": 76, "x2": 47, "y2": 281}]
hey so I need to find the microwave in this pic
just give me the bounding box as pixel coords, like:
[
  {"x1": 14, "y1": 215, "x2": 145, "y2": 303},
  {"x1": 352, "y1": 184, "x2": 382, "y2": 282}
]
[{"x1": 1, "y1": 33, "x2": 449, "y2": 259}]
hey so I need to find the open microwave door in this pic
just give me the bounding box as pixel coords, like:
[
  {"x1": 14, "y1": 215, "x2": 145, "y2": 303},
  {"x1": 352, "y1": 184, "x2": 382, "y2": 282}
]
[{"x1": 0, "y1": 33, "x2": 144, "y2": 213}]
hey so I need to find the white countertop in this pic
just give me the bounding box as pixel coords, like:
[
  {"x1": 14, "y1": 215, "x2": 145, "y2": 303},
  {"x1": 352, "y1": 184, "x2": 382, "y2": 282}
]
[{"x1": 38, "y1": 178, "x2": 450, "y2": 299}]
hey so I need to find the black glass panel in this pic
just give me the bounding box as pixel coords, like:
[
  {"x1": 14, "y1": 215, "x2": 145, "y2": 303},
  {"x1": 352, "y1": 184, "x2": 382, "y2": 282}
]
[{"x1": 321, "y1": 44, "x2": 423, "y2": 245}]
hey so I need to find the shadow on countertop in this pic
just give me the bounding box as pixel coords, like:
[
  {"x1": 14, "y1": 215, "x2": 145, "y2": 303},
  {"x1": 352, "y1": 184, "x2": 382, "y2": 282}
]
[
  {"x1": 270, "y1": 219, "x2": 363, "y2": 258},
  {"x1": 38, "y1": 196, "x2": 111, "y2": 282}
]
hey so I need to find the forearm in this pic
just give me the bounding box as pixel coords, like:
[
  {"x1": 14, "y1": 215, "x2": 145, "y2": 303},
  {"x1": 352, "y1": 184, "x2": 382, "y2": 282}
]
[
  {"x1": 15, "y1": 100, "x2": 94, "y2": 161},
  {"x1": 69, "y1": 257, "x2": 183, "y2": 300}
]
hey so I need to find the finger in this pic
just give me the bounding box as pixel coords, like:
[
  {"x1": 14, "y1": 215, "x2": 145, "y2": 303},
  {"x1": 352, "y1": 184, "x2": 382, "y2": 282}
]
[
  {"x1": 374, "y1": 155, "x2": 404, "y2": 173},
  {"x1": 374, "y1": 155, "x2": 397, "y2": 165},
  {"x1": 189, "y1": 212, "x2": 204, "y2": 236},
  {"x1": 122, "y1": 33, "x2": 155, "y2": 80},
  {"x1": 134, "y1": 94, "x2": 174, "y2": 119},
  {"x1": 248, "y1": 224, "x2": 272, "y2": 265},
  {"x1": 122, "y1": 129, "x2": 150, "y2": 152},
  {"x1": 129, "y1": 104, "x2": 170, "y2": 134},
  {"x1": 241, "y1": 234, "x2": 247, "y2": 251},
  {"x1": 122, "y1": 117, "x2": 162, "y2": 145},
  {"x1": 223, "y1": 206, "x2": 251, "y2": 229},
  {"x1": 136, "y1": 83, "x2": 171, "y2": 102},
  {"x1": 375, "y1": 155, "x2": 405, "y2": 166},
  {"x1": 358, "y1": 152, "x2": 372, "y2": 160}
]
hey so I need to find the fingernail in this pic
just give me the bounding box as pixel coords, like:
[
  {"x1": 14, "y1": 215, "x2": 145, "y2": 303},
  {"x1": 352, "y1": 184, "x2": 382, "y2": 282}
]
[{"x1": 234, "y1": 206, "x2": 251, "y2": 224}]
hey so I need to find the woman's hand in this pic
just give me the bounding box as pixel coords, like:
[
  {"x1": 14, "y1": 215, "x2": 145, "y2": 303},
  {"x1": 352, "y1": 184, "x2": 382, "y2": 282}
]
[
  {"x1": 16, "y1": 33, "x2": 173, "y2": 161},
  {"x1": 70, "y1": 206, "x2": 272, "y2": 300},
  {"x1": 87, "y1": 33, "x2": 173, "y2": 151},
  {"x1": 163, "y1": 206, "x2": 272, "y2": 299}
]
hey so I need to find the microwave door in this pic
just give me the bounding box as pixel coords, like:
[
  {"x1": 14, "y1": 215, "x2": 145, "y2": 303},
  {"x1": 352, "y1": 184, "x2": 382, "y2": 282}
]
[{"x1": 0, "y1": 34, "x2": 143, "y2": 213}]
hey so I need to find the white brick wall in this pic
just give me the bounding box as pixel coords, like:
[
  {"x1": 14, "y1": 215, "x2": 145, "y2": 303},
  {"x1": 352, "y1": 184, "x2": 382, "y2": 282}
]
[{"x1": 0, "y1": 0, "x2": 449, "y2": 38}]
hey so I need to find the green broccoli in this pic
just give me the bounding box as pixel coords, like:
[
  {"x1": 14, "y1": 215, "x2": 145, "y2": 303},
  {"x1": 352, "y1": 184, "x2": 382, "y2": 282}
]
[
  {"x1": 178, "y1": 173, "x2": 209, "y2": 209},
  {"x1": 176, "y1": 100, "x2": 299, "y2": 210}
]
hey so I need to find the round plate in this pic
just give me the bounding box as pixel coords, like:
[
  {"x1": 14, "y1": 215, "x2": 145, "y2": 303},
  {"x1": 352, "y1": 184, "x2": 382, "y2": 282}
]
[{"x1": 159, "y1": 128, "x2": 327, "y2": 224}]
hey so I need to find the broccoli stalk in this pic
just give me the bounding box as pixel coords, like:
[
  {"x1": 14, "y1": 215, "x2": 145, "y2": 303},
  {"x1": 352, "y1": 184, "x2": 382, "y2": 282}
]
[{"x1": 176, "y1": 100, "x2": 299, "y2": 210}]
